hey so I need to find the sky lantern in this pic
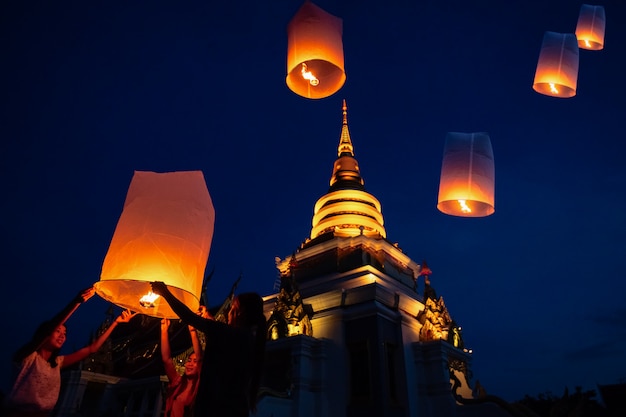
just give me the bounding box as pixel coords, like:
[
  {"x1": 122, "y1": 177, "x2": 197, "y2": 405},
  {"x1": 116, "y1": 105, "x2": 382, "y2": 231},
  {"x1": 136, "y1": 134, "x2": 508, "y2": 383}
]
[
  {"x1": 532, "y1": 31, "x2": 579, "y2": 98},
  {"x1": 575, "y1": 4, "x2": 606, "y2": 51},
  {"x1": 95, "y1": 170, "x2": 215, "y2": 318},
  {"x1": 286, "y1": 0, "x2": 346, "y2": 99},
  {"x1": 437, "y1": 132, "x2": 495, "y2": 218}
]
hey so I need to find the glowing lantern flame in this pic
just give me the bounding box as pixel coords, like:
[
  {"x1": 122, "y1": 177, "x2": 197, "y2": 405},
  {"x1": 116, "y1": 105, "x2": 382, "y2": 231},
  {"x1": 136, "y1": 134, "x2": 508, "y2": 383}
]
[
  {"x1": 286, "y1": 1, "x2": 345, "y2": 99},
  {"x1": 575, "y1": 4, "x2": 605, "y2": 51},
  {"x1": 549, "y1": 83, "x2": 559, "y2": 94},
  {"x1": 458, "y1": 200, "x2": 471, "y2": 213},
  {"x1": 139, "y1": 291, "x2": 160, "y2": 308},
  {"x1": 532, "y1": 32, "x2": 578, "y2": 98},
  {"x1": 437, "y1": 132, "x2": 495, "y2": 218},
  {"x1": 301, "y1": 63, "x2": 319, "y2": 86},
  {"x1": 95, "y1": 170, "x2": 215, "y2": 319}
]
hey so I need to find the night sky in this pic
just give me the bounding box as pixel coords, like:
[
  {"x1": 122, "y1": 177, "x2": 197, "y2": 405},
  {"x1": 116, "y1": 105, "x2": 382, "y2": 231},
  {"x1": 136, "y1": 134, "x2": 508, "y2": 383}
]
[{"x1": 1, "y1": 0, "x2": 625, "y2": 403}]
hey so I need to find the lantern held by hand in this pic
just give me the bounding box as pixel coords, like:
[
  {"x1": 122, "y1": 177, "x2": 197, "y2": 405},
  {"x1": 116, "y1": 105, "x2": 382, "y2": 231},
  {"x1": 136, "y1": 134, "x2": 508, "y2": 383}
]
[{"x1": 95, "y1": 170, "x2": 215, "y2": 318}]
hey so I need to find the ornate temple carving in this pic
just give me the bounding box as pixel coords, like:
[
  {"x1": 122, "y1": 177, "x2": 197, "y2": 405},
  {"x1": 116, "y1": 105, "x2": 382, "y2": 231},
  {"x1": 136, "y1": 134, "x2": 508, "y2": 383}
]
[
  {"x1": 416, "y1": 262, "x2": 466, "y2": 350},
  {"x1": 418, "y1": 296, "x2": 453, "y2": 342},
  {"x1": 267, "y1": 256, "x2": 314, "y2": 340}
]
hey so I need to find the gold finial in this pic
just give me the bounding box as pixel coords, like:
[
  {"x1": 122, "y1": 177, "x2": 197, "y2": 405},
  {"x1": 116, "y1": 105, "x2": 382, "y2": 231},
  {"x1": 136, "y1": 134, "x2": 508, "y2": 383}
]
[{"x1": 337, "y1": 99, "x2": 353, "y2": 157}]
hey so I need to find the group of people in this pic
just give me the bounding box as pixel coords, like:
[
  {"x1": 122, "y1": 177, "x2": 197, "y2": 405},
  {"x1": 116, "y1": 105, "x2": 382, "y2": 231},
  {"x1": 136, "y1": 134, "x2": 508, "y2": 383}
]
[{"x1": 2, "y1": 283, "x2": 267, "y2": 417}]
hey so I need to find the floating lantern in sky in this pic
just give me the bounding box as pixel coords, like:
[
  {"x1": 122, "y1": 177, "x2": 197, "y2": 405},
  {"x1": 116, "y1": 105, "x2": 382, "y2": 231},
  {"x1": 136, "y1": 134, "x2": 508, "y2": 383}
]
[
  {"x1": 437, "y1": 132, "x2": 495, "y2": 218},
  {"x1": 286, "y1": 0, "x2": 346, "y2": 99},
  {"x1": 532, "y1": 31, "x2": 579, "y2": 98},
  {"x1": 575, "y1": 4, "x2": 606, "y2": 51},
  {"x1": 95, "y1": 170, "x2": 215, "y2": 318}
]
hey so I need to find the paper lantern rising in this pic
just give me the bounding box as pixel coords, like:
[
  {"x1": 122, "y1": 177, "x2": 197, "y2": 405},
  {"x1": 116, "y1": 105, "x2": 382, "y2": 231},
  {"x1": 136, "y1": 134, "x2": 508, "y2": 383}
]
[
  {"x1": 286, "y1": 1, "x2": 346, "y2": 99},
  {"x1": 532, "y1": 32, "x2": 579, "y2": 98},
  {"x1": 575, "y1": 4, "x2": 605, "y2": 50},
  {"x1": 437, "y1": 132, "x2": 495, "y2": 218},
  {"x1": 95, "y1": 171, "x2": 215, "y2": 318}
]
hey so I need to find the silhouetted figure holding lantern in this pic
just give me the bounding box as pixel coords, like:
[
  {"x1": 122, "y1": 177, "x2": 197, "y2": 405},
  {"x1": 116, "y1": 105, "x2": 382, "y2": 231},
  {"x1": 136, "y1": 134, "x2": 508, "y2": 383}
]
[
  {"x1": 151, "y1": 281, "x2": 267, "y2": 417},
  {"x1": 160, "y1": 318, "x2": 203, "y2": 417},
  {"x1": 3, "y1": 287, "x2": 136, "y2": 417}
]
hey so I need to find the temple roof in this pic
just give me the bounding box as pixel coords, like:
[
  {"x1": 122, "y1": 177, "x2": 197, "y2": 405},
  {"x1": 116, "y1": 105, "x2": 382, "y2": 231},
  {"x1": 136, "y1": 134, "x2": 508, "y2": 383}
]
[
  {"x1": 310, "y1": 100, "x2": 386, "y2": 240},
  {"x1": 329, "y1": 99, "x2": 363, "y2": 191}
]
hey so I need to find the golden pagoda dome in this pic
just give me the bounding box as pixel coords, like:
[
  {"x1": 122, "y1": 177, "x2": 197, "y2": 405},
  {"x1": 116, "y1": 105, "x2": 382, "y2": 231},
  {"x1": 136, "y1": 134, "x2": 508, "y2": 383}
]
[{"x1": 310, "y1": 100, "x2": 386, "y2": 239}]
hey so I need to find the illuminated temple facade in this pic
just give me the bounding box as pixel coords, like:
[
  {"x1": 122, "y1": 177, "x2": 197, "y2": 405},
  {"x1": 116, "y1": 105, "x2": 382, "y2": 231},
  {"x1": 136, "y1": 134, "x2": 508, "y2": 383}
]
[
  {"x1": 53, "y1": 102, "x2": 514, "y2": 417},
  {"x1": 254, "y1": 101, "x2": 487, "y2": 417}
]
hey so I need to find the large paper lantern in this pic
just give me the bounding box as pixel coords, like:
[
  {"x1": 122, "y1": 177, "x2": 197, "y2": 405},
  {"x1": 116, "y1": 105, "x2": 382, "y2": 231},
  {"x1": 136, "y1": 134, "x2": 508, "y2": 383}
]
[
  {"x1": 575, "y1": 4, "x2": 605, "y2": 50},
  {"x1": 437, "y1": 132, "x2": 495, "y2": 217},
  {"x1": 95, "y1": 171, "x2": 215, "y2": 318},
  {"x1": 286, "y1": 0, "x2": 346, "y2": 99},
  {"x1": 532, "y1": 32, "x2": 579, "y2": 98}
]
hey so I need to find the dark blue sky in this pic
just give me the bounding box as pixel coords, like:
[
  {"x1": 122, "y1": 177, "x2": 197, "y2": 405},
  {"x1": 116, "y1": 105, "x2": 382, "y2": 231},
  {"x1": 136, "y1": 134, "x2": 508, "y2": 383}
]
[{"x1": 1, "y1": 0, "x2": 625, "y2": 402}]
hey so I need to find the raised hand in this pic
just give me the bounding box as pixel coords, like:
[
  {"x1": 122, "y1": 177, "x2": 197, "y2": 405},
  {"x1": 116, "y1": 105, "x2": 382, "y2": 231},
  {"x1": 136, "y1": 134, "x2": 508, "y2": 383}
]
[
  {"x1": 197, "y1": 306, "x2": 208, "y2": 318},
  {"x1": 116, "y1": 309, "x2": 137, "y2": 323},
  {"x1": 151, "y1": 281, "x2": 168, "y2": 296},
  {"x1": 76, "y1": 287, "x2": 96, "y2": 303},
  {"x1": 197, "y1": 305, "x2": 213, "y2": 320}
]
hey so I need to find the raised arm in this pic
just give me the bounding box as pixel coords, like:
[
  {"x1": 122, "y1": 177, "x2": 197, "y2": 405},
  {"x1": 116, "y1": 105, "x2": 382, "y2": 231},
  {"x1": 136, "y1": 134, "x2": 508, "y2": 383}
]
[
  {"x1": 54, "y1": 287, "x2": 96, "y2": 327},
  {"x1": 160, "y1": 318, "x2": 178, "y2": 382},
  {"x1": 62, "y1": 309, "x2": 136, "y2": 368},
  {"x1": 13, "y1": 287, "x2": 95, "y2": 363},
  {"x1": 188, "y1": 325, "x2": 202, "y2": 359},
  {"x1": 151, "y1": 282, "x2": 208, "y2": 331}
]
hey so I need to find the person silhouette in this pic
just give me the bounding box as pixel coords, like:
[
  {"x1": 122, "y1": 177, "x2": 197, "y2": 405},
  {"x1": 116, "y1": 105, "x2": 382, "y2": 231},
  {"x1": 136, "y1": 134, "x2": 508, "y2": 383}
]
[
  {"x1": 3, "y1": 287, "x2": 135, "y2": 417},
  {"x1": 151, "y1": 281, "x2": 267, "y2": 417},
  {"x1": 160, "y1": 316, "x2": 203, "y2": 417}
]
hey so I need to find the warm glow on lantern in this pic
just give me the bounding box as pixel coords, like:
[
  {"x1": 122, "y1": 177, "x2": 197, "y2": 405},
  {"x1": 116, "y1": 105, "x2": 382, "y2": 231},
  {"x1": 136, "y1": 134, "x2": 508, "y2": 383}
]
[
  {"x1": 301, "y1": 63, "x2": 319, "y2": 86},
  {"x1": 286, "y1": 1, "x2": 346, "y2": 99},
  {"x1": 575, "y1": 4, "x2": 605, "y2": 51},
  {"x1": 437, "y1": 132, "x2": 495, "y2": 218},
  {"x1": 95, "y1": 170, "x2": 215, "y2": 318},
  {"x1": 458, "y1": 200, "x2": 471, "y2": 214},
  {"x1": 532, "y1": 32, "x2": 579, "y2": 98},
  {"x1": 139, "y1": 291, "x2": 160, "y2": 308},
  {"x1": 549, "y1": 83, "x2": 559, "y2": 95}
]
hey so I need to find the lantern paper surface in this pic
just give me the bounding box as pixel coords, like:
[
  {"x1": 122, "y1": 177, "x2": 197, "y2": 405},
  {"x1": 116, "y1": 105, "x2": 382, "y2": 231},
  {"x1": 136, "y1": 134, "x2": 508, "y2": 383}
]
[
  {"x1": 575, "y1": 4, "x2": 605, "y2": 50},
  {"x1": 532, "y1": 32, "x2": 579, "y2": 98},
  {"x1": 437, "y1": 132, "x2": 495, "y2": 217},
  {"x1": 286, "y1": 1, "x2": 346, "y2": 99},
  {"x1": 95, "y1": 170, "x2": 215, "y2": 318}
]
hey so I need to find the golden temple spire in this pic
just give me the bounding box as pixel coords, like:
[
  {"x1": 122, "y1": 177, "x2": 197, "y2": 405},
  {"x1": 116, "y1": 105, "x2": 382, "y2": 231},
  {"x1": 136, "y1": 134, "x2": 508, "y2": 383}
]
[
  {"x1": 338, "y1": 99, "x2": 354, "y2": 157},
  {"x1": 330, "y1": 100, "x2": 362, "y2": 191},
  {"x1": 309, "y1": 100, "x2": 386, "y2": 240}
]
